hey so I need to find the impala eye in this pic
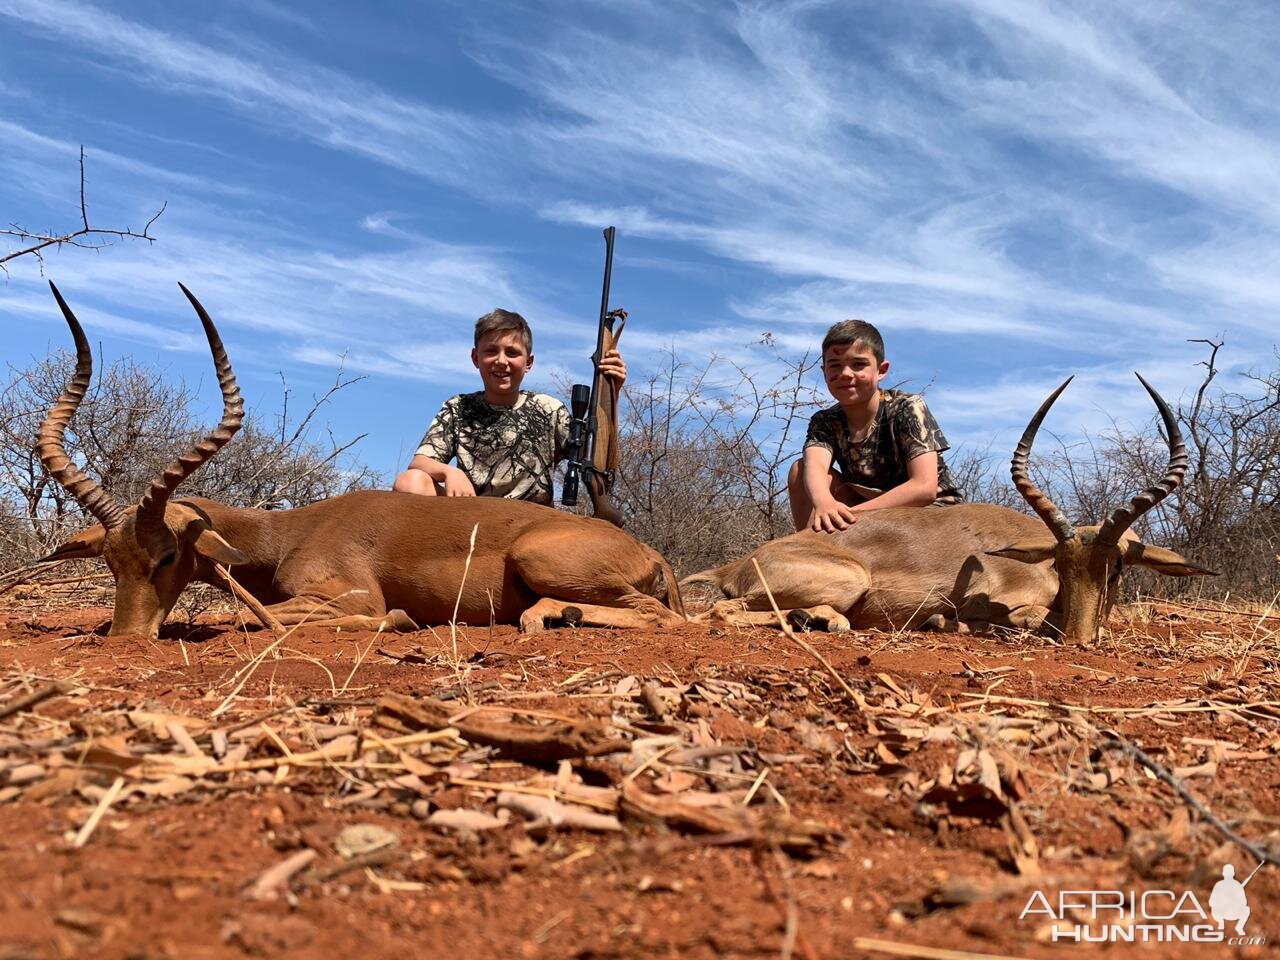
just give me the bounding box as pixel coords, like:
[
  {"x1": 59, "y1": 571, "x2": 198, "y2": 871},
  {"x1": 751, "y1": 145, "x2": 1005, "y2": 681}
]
[{"x1": 156, "y1": 552, "x2": 177, "y2": 569}]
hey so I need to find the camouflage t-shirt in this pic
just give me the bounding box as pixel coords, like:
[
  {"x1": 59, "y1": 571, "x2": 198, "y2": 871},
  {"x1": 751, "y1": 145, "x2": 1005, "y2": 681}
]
[
  {"x1": 415, "y1": 391, "x2": 571, "y2": 504},
  {"x1": 803, "y1": 390, "x2": 963, "y2": 505}
]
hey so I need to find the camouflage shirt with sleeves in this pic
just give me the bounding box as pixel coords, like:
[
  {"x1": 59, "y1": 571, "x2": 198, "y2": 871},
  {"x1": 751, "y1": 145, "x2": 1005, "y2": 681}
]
[
  {"x1": 803, "y1": 389, "x2": 963, "y2": 505},
  {"x1": 415, "y1": 391, "x2": 571, "y2": 505}
]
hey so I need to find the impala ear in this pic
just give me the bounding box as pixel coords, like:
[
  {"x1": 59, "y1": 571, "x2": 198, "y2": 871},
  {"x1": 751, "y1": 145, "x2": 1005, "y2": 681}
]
[
  {"x1": 1123, "y1": 542, "x2": 1217, "y2": 577},
  {"x1": 987, "y1": 540, "x2": 1057, "y2": 564},
  {"x1": 41, "y1": 525, "x2": 106, "y2": 561},
  {"x1": 186, "y1": 524, "x2": 248, "y2": 566}
]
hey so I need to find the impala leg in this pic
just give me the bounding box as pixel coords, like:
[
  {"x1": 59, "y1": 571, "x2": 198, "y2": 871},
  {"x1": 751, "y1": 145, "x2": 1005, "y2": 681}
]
[
  {"x1": 918, "y1": 614, "x2": 970, "y2": 634},
  {"x1": 250, "y1": 594, "x2": 418, "y2": 632},
  {"x1": 694, "y1": 600, "x2": 851, "y2": 633},
  {"x1": 787, "y1": 604, "x2": 851, "y2": 633},
  {"x1": 519, "y1": 593, "x2": 684, "y2": 634},
  {"x1": 267, "y1": 609, "x2": 419, "y2": 632},
  {"x1": 1005, "y1": 604, "x2": 1051, "y2": 633}
]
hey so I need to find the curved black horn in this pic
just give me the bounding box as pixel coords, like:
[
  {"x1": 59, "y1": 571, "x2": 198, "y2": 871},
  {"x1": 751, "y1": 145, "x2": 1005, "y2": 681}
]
[
  {"x1": 136, "y1": 284, "x2": 243, "y2": 528},
  {"x1": 1011, "y1": 376, "x2": 1076, "y2": 543},
  {"x1": 35, "y1": 282, "x2": 127, "y2": 530},
  {"x1": 1095, "y1": 372, "x2": 1187, "y2": 546}
]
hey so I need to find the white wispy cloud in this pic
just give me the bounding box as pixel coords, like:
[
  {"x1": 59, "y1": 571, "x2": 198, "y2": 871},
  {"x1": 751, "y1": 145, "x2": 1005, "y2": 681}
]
[
  {"x1": 3, "y1": 0, "x2": 1276, "y2": 469},
  {"x1": 0, "y1": 0, "x2": 493, "y2": 188}
]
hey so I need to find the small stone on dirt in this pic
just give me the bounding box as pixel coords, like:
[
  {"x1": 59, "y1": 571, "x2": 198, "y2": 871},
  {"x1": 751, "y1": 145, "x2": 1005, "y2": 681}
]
[{"x1": 334, "y1": 823, "x2": 399, "y2": 859}]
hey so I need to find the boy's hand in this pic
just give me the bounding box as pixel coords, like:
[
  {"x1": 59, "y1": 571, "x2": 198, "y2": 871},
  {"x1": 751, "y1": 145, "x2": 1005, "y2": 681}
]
[
  {"x1": 599, "y1": 349, "x2": 627, "y2": 386},
  {"x1": 809, "y1": 499, "x2": 860, "y2": 533},
  {"x1": 442, "y1": 466, "x2": 477, "y2": 497}
]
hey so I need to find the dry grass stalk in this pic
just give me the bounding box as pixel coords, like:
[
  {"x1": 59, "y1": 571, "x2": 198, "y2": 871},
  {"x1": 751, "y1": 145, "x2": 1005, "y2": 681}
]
[
  {"x1": 211, "y1": 636, "x2": 286, "y2": 718},
  {"x1": 72, "y1": 775, "x2": 125, "y2": 848},
  {"x1": 246, "y1": 849, "x2": 318, "y2": 900},
  {"x1": 749, "y1": 558, "x2": 861, "y2": 704},
  {"x1": 212, "y1": 563, "x2": 284, "y2": 633},
  {"x1": 0, "y1": 679, "x2": 72, "y2": 720},
  {"x1": 959, "y1": 691, "x2": 1280, "y2": 717},
  {"x1": 338, "y1": 638, "x2": 379, "y2": 697},
  {"x1": 450, "y1": 523, "x2": 479, "y2": 663},
  {"x1": 850, "y1": 938, "x2": 1029, "y2": 960}
]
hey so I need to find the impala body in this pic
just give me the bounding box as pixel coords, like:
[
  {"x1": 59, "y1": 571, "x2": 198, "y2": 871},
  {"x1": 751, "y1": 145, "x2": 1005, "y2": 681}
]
[
  {"x1": 682, "y1": 503, "x2": 1059, "y2": 632},
  {"x1": 37, "y1": 283, "x2": 684, "y2": 638},
  {"x1": 683, "y1": 376, "x2": 1214, "y2": 642}
]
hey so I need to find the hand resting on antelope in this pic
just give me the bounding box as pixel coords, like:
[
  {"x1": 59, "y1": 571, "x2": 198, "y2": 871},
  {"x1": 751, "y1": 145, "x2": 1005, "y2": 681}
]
[
  {"x1": 36, "y1": 283, "x2": 685, "y2": 638},
  {"x1": 681, "y1": 375, "x2": 1214, "y2": 643}
]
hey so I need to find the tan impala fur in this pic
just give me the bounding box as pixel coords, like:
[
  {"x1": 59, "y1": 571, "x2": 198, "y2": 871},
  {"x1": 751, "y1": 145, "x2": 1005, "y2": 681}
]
[
  {"x1": 37, "y1": 283, "x2": 685, "y2": 638},
  {"x1": 682, "y1": 375, "x2": 1214, "y2": 642}
]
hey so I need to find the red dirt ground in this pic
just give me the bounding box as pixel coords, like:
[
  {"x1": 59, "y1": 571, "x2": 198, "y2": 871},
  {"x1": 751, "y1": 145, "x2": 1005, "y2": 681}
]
[{"x1": 1, "y1": 599, "x2": 1278, "y2": 960}]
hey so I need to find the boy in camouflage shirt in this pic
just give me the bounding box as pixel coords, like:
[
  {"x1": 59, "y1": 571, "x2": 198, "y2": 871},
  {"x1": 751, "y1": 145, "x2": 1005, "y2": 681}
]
[
  {"x1": 393, "y1": 309, "x2": 626, "y2": 505},
  {"x1": 790, "y1": 319, "x2": 962, "y2": 532}
]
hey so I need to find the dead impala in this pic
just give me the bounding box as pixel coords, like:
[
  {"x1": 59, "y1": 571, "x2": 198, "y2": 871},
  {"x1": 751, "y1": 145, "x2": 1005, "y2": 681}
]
[
  {"x1": 37, "y1": 283, "x2": 685, "y2": 637},
  {"x1": 680, "y1": 375, "x2": 1214, "y2": 642}
]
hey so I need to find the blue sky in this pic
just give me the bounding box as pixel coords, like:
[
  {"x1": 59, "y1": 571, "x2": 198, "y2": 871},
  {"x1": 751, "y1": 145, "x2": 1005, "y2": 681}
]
[{"x1": 2, "y1": 0, "x2": 1277, "y2": 480}]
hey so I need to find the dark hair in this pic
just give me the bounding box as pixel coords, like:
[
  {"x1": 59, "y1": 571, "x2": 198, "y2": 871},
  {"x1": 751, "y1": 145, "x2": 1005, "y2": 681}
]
[
  {"x1": 474, "y1": 309, "x2": 533, "y2": 353},
  {"x1": 821, "y1": 319, "x2": 884, "y2": 364}
]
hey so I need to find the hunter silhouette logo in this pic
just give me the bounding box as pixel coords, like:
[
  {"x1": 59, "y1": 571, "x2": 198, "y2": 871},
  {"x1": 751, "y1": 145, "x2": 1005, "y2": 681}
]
[
  {"x1": 1211, "y1": 862, "x2": 1265, "y2": 936},
  {"x1": 1020, "y1": 859, "x2": 1267, "y2": 944}
]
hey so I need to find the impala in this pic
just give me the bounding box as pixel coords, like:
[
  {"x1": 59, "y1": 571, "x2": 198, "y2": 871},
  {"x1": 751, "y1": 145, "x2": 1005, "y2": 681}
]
[
  {"x1": 681, "y1": 376, "x2": 1213, "y2": 642},
  {"x1": 38, "y1": 283, "x2": 685, "y2": 638}
]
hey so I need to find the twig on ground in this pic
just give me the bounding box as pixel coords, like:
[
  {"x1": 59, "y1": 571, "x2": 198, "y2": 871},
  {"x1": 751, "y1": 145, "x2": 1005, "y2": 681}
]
[
  {"x1": 0, "y1": 680, "x2": 73, "y2": 720},
  {"x1": 640, "y1": 681, "x2": 668, "y2": 720},
  {"x1": 245, "y1": 849, "x2": 318, "y2": 900},
  {"x1": 1098, "y1": 734, "x2": 1270, "y2": 865},
  {"x1": 0, "y1": 560, "x2": 70, "y2": 598},
  {"x1": 850, "y1": 938, "x2": 1029, "y2": 960},
  {"x1": 72, "y1": 776, "x2": 125, "y2": 848}
]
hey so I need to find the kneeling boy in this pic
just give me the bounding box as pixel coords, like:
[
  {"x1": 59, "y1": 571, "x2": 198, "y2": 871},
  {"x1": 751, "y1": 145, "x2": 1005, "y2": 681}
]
[
  {"x1": 394, "y1": 308, "x2": 625, "y2": 504},
  {"x1": 790, "y1": 319, "x2": 962, "y2": 532}
]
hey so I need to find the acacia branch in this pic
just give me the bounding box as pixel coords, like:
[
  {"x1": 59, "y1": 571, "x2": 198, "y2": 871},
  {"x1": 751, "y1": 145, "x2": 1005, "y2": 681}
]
[{"x1": 0, "y1": 146, "x2": 166, "y2": 275}]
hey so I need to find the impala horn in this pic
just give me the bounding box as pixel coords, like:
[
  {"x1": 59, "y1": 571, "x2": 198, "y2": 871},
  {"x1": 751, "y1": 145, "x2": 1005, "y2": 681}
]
[
  {"x1": 135, "y1": 284, "x2": 244, "y2": 532},
  {"x1": 1011, "y1": 376, "x2": 1076, "y2": 543},
  {"x1": 1094, "y1": 373, "x2": 1187, "y2": 547},
  {"x1": 36, "y1": 282, "x2": 128, "y2": 530}
]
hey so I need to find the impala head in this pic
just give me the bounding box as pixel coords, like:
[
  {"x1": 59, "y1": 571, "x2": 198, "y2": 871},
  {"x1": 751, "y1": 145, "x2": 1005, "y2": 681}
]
[
  {"x1": 37, "y1": 282, "x2": 247, "y2": 637},
  {"x1": 988, "y1": 374, "x2": 1215, "y2": 642}
]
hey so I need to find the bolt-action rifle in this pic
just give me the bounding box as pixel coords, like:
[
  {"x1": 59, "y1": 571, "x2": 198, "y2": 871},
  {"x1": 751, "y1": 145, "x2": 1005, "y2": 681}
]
[{"x1": 562, "y1": 227, "x2": 626, "y2": 527}]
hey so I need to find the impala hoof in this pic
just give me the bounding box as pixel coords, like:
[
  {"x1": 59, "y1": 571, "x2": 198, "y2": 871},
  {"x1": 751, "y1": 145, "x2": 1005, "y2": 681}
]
[
  {"x1": 788, "y1": 609, "x2": 815, "y2": 631},
  {"x1": 541, "y1": 605, "x2": 584, "y2": 629},
  {"x1": 384, "y1": 609, "x2": 419, "y2": 632},
  {"x1": 788, "y1": 608, "x2": 850, "y2": 633}
]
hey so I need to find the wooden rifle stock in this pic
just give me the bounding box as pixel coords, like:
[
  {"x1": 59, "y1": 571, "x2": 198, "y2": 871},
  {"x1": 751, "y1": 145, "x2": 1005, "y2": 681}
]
[{"x1": 562, "y1": 227, "x2": 626, "y2": 527}]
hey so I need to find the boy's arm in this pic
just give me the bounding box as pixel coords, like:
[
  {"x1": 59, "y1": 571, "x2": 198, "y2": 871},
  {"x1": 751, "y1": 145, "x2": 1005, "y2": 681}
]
[
  {"x1": 848, "y1": 395, "x2": 948, "y2": 511},
  {"x1": 803, "y1": 445, "x2": 861, "y2": 532},
  {"x1": 408, "y1": 399, "x2": 476, "y2": 496},
  {"x1": 848, "y1": 452, "x2": 939, "y2": 511},
  {"x1": 404, "y1": 454, "x2": 476, "y2": 496}
]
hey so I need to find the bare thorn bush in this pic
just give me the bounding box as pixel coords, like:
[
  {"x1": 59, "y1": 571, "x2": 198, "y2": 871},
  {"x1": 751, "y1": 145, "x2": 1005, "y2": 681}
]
[{"x1": 0, "y1": 350, "x2": 378, "y2": 569}]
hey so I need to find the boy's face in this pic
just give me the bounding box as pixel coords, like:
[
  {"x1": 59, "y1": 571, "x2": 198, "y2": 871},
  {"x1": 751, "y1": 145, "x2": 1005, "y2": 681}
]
[
  {"x1": 822, "y1": 340, "x2": 889, "y2": 409},
  {"x1": 472, "y1": 329, "x2": 533, "y2": 401}
]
